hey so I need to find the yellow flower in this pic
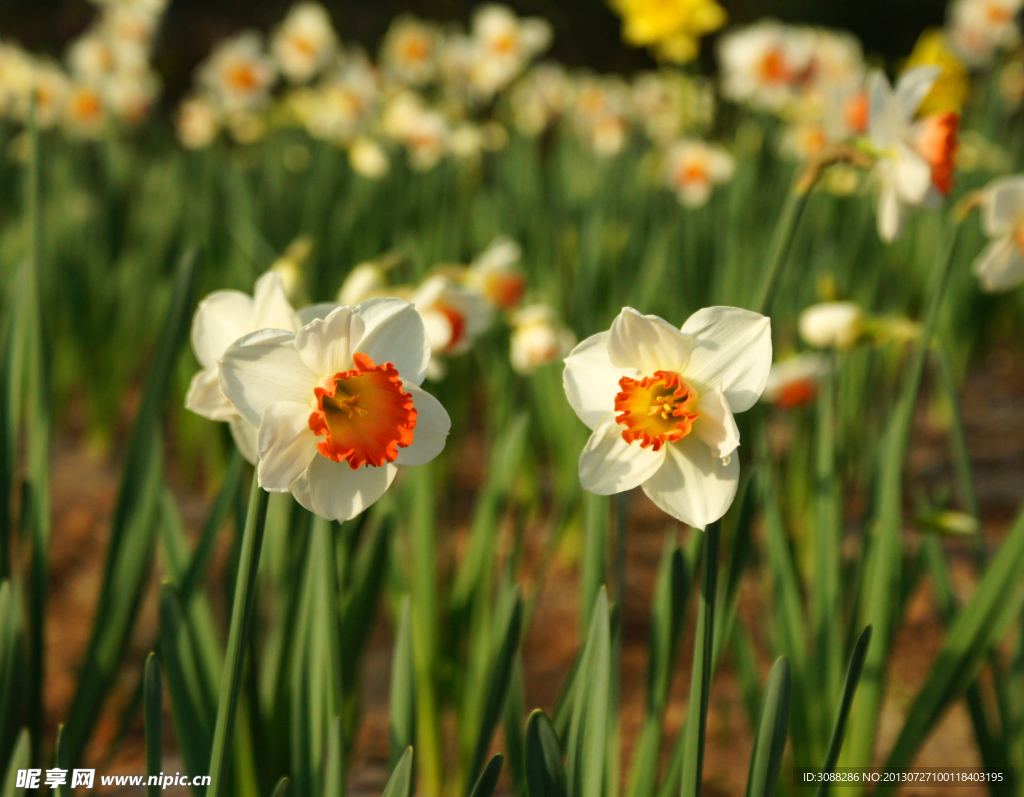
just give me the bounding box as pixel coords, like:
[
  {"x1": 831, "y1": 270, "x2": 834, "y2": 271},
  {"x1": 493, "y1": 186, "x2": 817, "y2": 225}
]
[
  {"x1": 611, "y1": 0, "x2": 727, "y2": 63},
  {"x1": 904, "y1": 29, "x2": 969, "y2": 115}
]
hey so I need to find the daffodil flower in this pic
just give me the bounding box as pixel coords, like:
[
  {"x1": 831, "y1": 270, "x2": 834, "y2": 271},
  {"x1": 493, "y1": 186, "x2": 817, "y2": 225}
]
[
  {"x1": 186, "y1": 272, "x2": 303, "y2": 463},
  {"x1": 219, "y1": 298, "x2": 451, "y2": 521},
  {"x1": 664, "y1": 139, "x2": 735, "y2": 207},
  {"x1": 271, "y1": 2, "x2": 338, "y2": 85},
  {"x1": 761, "y1": 353, "x2": 828, "y2": 407},
  {"x1": 972, "y1": 174, "x2": 1024, "y2": 292},
  {"x1": 797, "y1": 301, "x2": 864, "y2": 349},
  {"x1": 562, "y1": 306, "x2": 771, "y2": 529},
  {"x1": 867, "y1": 66, "x2": 959, "y2": 242}
]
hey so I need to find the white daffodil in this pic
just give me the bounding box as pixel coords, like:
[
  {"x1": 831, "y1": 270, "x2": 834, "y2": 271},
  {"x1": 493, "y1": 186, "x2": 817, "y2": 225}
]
[
  {"x1": 972, "y1": 175, "x2": 1024, "y2": 292},
  {"x1": 465, "y1": 237, "x2": 525, "y2": 310},
  {"x1": 349, "y1": 137, "x2": 390, "y2": 179},
  {"x1": 177, "y1": 95, "x2": 221, "y2": 148},
  {"x1": 219, "y1": 299, "x2": 451, "y2": 521},
  {"x1": 797, "y1": 301, "x2": 863, "y2": 349},
  {"x1": 381, "y1": 16, "x2": 439, "y2": 87},
  {"x1": 563, "y1": 306, "x2": 771, "y2": 529},
  {"x1": 412, "y1": 275, "x2": 493, "y2": 362},
  {"x1": 186, "y1": 272, "x2": 302, "y2": 463},
  {"x1": 198, "y1": 31, "x2": 277, "y2": 114},
  {"x1": 271, "y1": 2, "x2": 339, "y2": 84},
  {"x1": 466, "y1": 4, "x2": 552, "y2": 99},
  {"x1": 510, "y1": 63, "x2": 568, "y2": 136},
  {"x1": 510, "y1": 304, "x2": 576, "y2": 375},
  {"x1": 664, "y1": 139, "x2": 735, "y2": 207},
  {"x1": 760, "y1": 353, "x2": 828, "y2": 407},
  {"x1": 717, "y1": 21, "x2": 814, "y2": 112},
  {"x1": 63, "y1": 82, "x2": 107, "y2": 138},
  {"x1": 867, "y1": 66, "x2": 959, "y2": 242},
  {"x1": 338, "y1": 262, "x2": 388, "y2": 306},
  {"x1": 948, "y1": 0, "x2": 1023, "y2": 66}
]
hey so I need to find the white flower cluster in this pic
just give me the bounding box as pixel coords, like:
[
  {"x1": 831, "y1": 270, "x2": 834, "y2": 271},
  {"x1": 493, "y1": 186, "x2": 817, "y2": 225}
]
[{"x1": 0, "y1": 0, "x2": 169, "y2": 137}]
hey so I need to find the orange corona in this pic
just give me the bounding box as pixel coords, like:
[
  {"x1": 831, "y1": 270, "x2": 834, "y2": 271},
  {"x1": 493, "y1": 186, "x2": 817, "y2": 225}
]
[
  {"x1": 614, "y1": 371, "x2": 699, "y2": 450},
  {"x1": 308, "y1": 352, "x2": 417, "y2": 469}
]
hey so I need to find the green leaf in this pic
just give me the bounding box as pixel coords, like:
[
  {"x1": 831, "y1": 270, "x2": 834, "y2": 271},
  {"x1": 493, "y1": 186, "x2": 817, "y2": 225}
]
[
  {"x1": 158, "y1": 585, "x2": 213, "y2": 789},
  {"x1": 270, "y1": 778, "x2": 290, "y2": 797},
  {"x1": 502, "y1": 656, "x2": 528, "y2": 797},
  {"x1": 680, "y1": 521, "x2": 720, "y2": 797},
  {"x1": 566, "y1": 588, "x2": 610, "y2": 797},
  {"x1": 390, "y1": 597, "x2": 416, "y2": 772},
  {"x1": 1, "y1": 729, "x2": 29, "y2": 797},
  {"x1": 145, "y1": 653, "x2": 164, "y2": 797},
  {"x1": 468, "y1": 754, "x2": 504, "y2": 797},
  {"x1": 815, "y1": 626, "x2": 872, "y2": 797},
  {"x1": 207, "y1": 473, "x2": 270, "y2": 797},
  {"x1": 745, "y1": 658, "x2": 791, "y2": 797},
  {"x1": 53, "y1": 725, "x2": 70, "y2": 797},
  {"x1": 525, "y1": 710, "x2": 567, "y2": 797},
  {"x1": 467, "y1": 588, "x2": 523, "y2": 791},
  {"x1": 382, "y1": 747, "x2": 414, "y2": 797}
]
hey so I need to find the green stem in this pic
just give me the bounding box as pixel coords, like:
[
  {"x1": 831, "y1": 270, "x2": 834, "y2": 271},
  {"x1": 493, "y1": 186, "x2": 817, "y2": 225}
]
[
  {"x1": 751, "y1": 188, "x2": 812, "y2": 315},
  {"x1": 680, "y1": 520, "x2": 720, "y2": 797},
  {"x1": 207, "y1": 470, "x2": 270, "y2": 797}
]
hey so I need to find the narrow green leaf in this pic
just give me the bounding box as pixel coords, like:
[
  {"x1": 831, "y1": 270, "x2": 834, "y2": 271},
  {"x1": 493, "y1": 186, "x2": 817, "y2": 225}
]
[
  {"x1": 502, "y1": 656, "x2": 527, "y2": 797},
  {"x1": 158, "y1": 585, "x2": 213, "y2": 789},
  {"x1": 815, "y1": 626, "x2": 872, "y2": 797},
  {"x1": 680, "y1": 521, "x2": 720, "y2": 797},
  {"x1": 390, "y1": 597, "x2": 416, "y2": 772},
  {"x1": 1, "y1": 729, "x2": 29, "y2": 797},
  {"x1": 745, "y1": 658, "x2": 791, "y2": 797},
  {"x1": 566, "y1": 588, "x2": 610, "y2": 797},
  {"x1": 145, "y1": 653, "x2": 163, "y2": 797},
  {"x1": 468, "y1": 589, "x2": 523, "y2": 791},
  {"x1": 207, "y1": 473, "x2": 270, "y2": 797},
  {"x1": 53, "y1": 725, "x2": 70, "y2": 797},
  {"x1": 525, "y1": 710, "x2": 567, "y2": 797},
  {"x1": 468, "y1": 754, "x2": 504, "y2": 797},
  {"x1": 270, "y1": 777, "x2": 290, "y2": 797},
  {"x1": 382, "y1": 747, "x2": 414, "y2": 797}
]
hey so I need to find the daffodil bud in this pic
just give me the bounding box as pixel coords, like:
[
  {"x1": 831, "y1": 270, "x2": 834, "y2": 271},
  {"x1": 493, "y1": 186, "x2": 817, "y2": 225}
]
[{"x1": 798, "y1": 301, "x2": 864, "y2": 349}]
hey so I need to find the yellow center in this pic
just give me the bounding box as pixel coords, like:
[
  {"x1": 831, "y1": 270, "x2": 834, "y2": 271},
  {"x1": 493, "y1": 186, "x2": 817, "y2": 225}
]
[{"x1": 615, "y1": 370, "x2": 699, "y2": 450}]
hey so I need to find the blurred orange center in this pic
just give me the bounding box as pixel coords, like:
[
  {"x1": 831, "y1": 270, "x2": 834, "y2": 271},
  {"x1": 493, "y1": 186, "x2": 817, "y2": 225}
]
[
  {"x1": 227, "y1": 63, "x2": 260, "y2": 92},
  {"x1": 308, "y1": 352, "x2": 417, "y2": 469},
  {"x1": 615, "y1": 371, "x2": 699, "y2": 451},
  {"x1": 492, "y1": 33, "x2": 518, "y2": 55},
  {"x1": 758, "y1": 50, "x2": 791, "y2": 84},
  {"x1": 401, "y1": 36, "x2": 429, "y2": 62},
  {"x1": 844, "y1": 91, "x2": 869, "y2": 134},
  {"x1": 914, "y1": 111, "x2": 959, "y2": 195},
  {"x1": 986, "y1": 2, "x2": 1013, "y2": 22},
  {"x1": 291, "y1": 36, "x2": 317, "y2": 56},
  {"x1": 71, "y1": 91, "x2": 102, "y2": 120},
  {"x1": 776, "y1": 379, "x2": 817, "y2": 408},
  {"x1": 439, "y1": 305, "x2": 466, "y2": 350},
  {"x1": 679, "y1": 160, "x2": 709, "y2": 186},
  {"x1": 484, "y1": 272, "x2": 526, "y2": 309}
]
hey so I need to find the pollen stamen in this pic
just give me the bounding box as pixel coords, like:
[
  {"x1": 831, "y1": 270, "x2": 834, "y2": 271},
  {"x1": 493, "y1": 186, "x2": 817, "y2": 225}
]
[{"x1": 615, "y1": 370, "x2": 699, "y2": 451}]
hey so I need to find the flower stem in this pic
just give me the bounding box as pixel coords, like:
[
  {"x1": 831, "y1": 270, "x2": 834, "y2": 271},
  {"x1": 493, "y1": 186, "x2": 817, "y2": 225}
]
[
  {"x1": 750, "y1": 185, "x2": 812, "y2": 315},
  {"x1": 207, "y1": 470, "x2": 270, "y2": 797}
]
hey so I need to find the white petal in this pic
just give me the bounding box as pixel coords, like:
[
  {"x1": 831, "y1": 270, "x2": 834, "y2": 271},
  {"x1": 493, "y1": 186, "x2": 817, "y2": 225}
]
[
  {"x1": 877, "y1": 178, "x2": 905, "y2": 243},
  {"x1": 868, "y1": 69, "x2": 902, "y2": 149},
  {"x1": 396, "y1": 382, "x2": 451, "y2": 466},
  {"x1": 297, "y1": 302, "x2": 342, "y2": 325},
  {"x1": 641, "y1": 436, "x2": 740, "y2": 529},
  {"x1": 894, "y1": 145, "x2": 932, "y2": 204},
  {"x1": 185, "y1": 368, "x2": 235, "y2": 421},
  {"x1": 894, "y1": 66, "x2": 940, "y2": 119},
  {"x1": 252, "y1": 271, "x2": 300, "y2": 332},
  {"x1": 579, "y1": 412, "x2": 666, "y2": 495},
  {"x1": 228, "y1": 415, "x2": 259, "y2": 465},
  {"x1": 680, "y1": 307, "x2": 772, "y2": 413},
  {"x1": 972, "y1": 237, "x2": 1024, "y2": 292},
  {"x1": 301, "y1": 456, "x2": 398, "y2": 521},
  {"x1": 219, "y1": 329, "x2": 320, "y2": 428},
  {"x1": 694, "y1": 389, "x2": 740, "y2": 459},
  {"x1": 982, "y1": 176, "x2": 1024, "y2": 237},
  {"x1": 190, "y1": 290, "x2": 254, "y2": 369},
  {"x1": 608, "y1": 307, "x2": 693, "y2": 373},
  {"x1": 355, "y1": 297, "x2": 431, "y2": 385},
  {"x1": 563, "y1": 331, "x2": 637, "y2": 430},
  {"x1": 257, "y1": 401, "x2": 320, "y2": 491},
  {"x1": 295, "y1": 305, "x2": 364, "y2": 378}
]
